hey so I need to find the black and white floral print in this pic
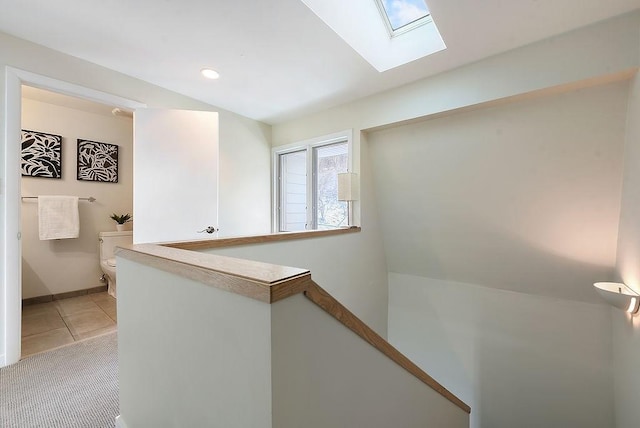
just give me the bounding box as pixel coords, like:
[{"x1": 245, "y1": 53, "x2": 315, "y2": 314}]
[
  {"x1": 21, "y1": 130, "x2": 63, "y2": 179},
  {"x1": 77, "y1": 139, "x2": 118, "y2": 183}
]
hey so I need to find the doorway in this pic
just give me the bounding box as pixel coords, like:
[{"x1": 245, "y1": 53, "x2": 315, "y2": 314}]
[
  {"x1": 20, "y1": 86, "x2": 133, "y2": 356},
  {"x1": 2, "y1": 67, "x2": 145, "y2": 367}
]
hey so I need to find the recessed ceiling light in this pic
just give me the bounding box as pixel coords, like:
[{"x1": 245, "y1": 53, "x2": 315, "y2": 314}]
[{"x1": 201, "y1": 68, "x2": 220, "y2": 79}]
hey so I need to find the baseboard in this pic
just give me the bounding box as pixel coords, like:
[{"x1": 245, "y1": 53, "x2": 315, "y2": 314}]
[
  {"x1": 22, "y1": 285, "x2": 108, "y2": 306},
  {"x1": 115, "y1": 415, "x2": 128, "y2": 428}
]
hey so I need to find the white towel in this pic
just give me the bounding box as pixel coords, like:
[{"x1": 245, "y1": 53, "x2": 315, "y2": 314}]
[{"x1": 38, "y1": 196, "x2": 80, "y2": 240}]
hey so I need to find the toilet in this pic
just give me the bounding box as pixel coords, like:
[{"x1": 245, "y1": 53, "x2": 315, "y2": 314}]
[{"x1": 99, "y1": 230, "x2": 133, "y2": 297}]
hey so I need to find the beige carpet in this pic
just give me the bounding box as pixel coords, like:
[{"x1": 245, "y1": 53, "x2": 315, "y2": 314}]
[{"x1": 0, "y1": 332, "x2": 118, "y2": 427}]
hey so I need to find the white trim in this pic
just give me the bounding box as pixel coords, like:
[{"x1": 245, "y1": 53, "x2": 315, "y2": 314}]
[
  {"x1": 1, "y1": 67, "x2": 146, "y2": 368},
  {"x1": 274, "y1": 129, "x2": 353, "y2": 154},
  {"x1": 272, "y1": 130, "x2": 354, "y2": 232},
  {"x1": 372, "y1": 0, "x2": 432, "y2": 38},
  {"x1": 390, "y1": 15, "x2": 433, "y2": 38},
  {"x1": 272, "y1": 147, "x2": 308, "y2": 233},
  {"x1": 8, "y1": 68, "x2": 146, "y2": 110},
  {"x1": 115, "y1": 415, "x2": 128, "y2": 428},
  {"x1": 3, "y1": 68, "x2": 23, "y2": 366}
]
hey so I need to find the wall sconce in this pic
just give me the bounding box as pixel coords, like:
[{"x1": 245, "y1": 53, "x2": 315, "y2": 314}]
[
  {"x1": 337, "y1": 172, "x2": 359, "y2": 226},
  {"x1": 593, "y1": 282, "x2": 640, "y2": 314}
]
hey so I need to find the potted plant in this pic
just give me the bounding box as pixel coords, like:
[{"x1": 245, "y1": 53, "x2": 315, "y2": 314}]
[{"x1": 110, "y1": 213, "x2": 132, "y2": 231}]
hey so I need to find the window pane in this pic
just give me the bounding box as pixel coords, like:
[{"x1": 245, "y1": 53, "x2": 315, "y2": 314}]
[
  {"x1": 380, "y1": 0, "x2": 430, "y2": 31},
  {"x1": 279, "y1": 150, "x2": 307, "y2": 232},
  {"x1": 314, "y1": 142, "x2": 348, "y2": 230}
]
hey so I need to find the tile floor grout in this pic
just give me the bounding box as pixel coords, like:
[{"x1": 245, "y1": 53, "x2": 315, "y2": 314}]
[{"x1": 21, "y1": 292, "x2": 117, "y2": 358}]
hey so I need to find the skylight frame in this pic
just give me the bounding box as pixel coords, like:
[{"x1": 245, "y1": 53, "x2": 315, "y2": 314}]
[
  {"x1": 299, "y1": 0, "x2": 446, "y2": 72},
  {"x1": 373, "y1": 0, "x2": 432, "y2": 38}
]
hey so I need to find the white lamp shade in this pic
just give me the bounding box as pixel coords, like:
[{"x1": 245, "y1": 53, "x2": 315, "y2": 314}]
[
  {"x1": 338, "y1": 173, "x2": 359, "y2": 201},
  {"x1": 593, "y1": 282, "x2": 640, "y2": 314}
]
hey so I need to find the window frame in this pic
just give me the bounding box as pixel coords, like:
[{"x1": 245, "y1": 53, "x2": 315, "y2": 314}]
[
  {"x1": 373, "y1": 0, "x2": 432, "y2": 38},
  {"x1": 272, "y1": 130, "x2": 353, "y2": 232}
]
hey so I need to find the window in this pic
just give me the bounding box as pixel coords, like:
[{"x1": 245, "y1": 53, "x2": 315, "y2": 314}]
[
  {"x1": 375, "y1": 0, "x2": 431, "y2": 37},
  {"x1": 300, "y1": 0, "x2": 445, "y2": 72},
  {"x1": 313, "y1": 142, "x2": 349, "y2": 230},
  {"x1": 274, "y1": 132, "x2": 352, "y2": 232},
  {"x1": 278, "y1": 150, "x2": 307, "y2": 232}
]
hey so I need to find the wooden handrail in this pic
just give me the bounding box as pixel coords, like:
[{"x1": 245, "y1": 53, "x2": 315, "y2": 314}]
[
  {"x1": 162, "y1": 226, "x2": 361, "y2": 251},
  {"x1": 304, "y1": 281, "x2": 471, "y2": 414},
  {"x1": 116, "y1": 244, "x2": 312, "y2": 303}
]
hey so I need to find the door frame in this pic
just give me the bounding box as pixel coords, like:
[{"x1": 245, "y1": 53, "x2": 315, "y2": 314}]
[{"x1": 2, "y1": 66, "x2": 145, "y2": 366}]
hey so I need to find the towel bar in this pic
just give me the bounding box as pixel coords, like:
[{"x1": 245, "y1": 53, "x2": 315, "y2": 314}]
[{"x1": 21, "y1": 196, "x2": 96, "y2": 202}]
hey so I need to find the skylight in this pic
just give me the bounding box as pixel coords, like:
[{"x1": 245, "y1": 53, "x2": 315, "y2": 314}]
[
  {"x1": 300, "y1": 0, "x2": 446, "y2": 72},
  {"x1": 377, "y1": 0, "x2": 430, "y2": 34}
]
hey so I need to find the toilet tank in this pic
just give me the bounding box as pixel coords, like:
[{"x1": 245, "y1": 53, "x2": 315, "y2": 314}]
[{"x1": 99, "y1": 231, "x2": 133, "y2": 261}]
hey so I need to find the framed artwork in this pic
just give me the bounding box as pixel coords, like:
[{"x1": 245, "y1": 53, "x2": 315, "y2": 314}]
[
  {"x1": 21, "y1": 129, "x2": 63, "y2": 179},
  {"x1": 77, "y1": 139, "x2": 119, "y2": 183}
]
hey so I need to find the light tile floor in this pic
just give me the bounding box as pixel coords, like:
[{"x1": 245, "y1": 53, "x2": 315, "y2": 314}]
[{"x1": 21, "y1": 292, "x2": 117, "y2": 358}]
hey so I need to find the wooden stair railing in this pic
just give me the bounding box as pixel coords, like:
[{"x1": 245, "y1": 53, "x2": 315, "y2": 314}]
[
  {"x1": 304, "y1": 281, "x2": 471, "y2": 414},
  {"x1": 117, "y1": 240, "x2": 470, "y2": 415}
]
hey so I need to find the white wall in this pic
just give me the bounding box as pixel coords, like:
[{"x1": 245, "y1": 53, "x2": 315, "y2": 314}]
[
  {"x1": 612, "y1": 311, "x2": 640, "y2": 428},
  {"x1": 272, "y1": 12, "x2": 640, "y2": 143},
  {"x1": 219, "y1": 113, "x2": 271, "y2": 237},
  {"x1": 613, "y1": 73, "x2": 640, "y2": 428},
  {"x1": 21, "y1": 96, "x2": 133, "y2": 298},
  {"x1": 388, "y1": 273, "x2": 614, "y2": 428},
  {"x1": 272, "y1": 293, "x2": 469, "y2": 428},
  {"x1": 209, "y1": 131, "x2": 389, "y2": 336},
  {"x1": 117, "y1": 252, "x2": 468, "y2": 428},
  {"x1": 269, "y1": 12, "x2": 640, "y2": 342},
  {"x1": 264, "y1": 18, "x2": 640, "y2": 419},
  {"x1": 370, "y1": 66, "x2": 629, "y2": 428},
  {"x1": 117, "y1": 257, "x2": 273, "y2": 428},
  {"x1": 208, "y1": 229, "x2": 389, "y2": 336},
  {"x1": 0, "y1": 29, "x2": 271, "y2": 239},
  {"x1": 272, "y1": 13, "x2": 640, "y2": 246},
  {"x1": 367, "y1": 81, "x2": 628, "y2": 303},
  {"x1": 0, "y1": 31, "x2": 271, "y2": 365}
]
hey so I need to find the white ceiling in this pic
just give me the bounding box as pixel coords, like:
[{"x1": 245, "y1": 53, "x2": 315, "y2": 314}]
[{"x1": 1, "y1": 0, "x2": 639, "y2": 124}]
